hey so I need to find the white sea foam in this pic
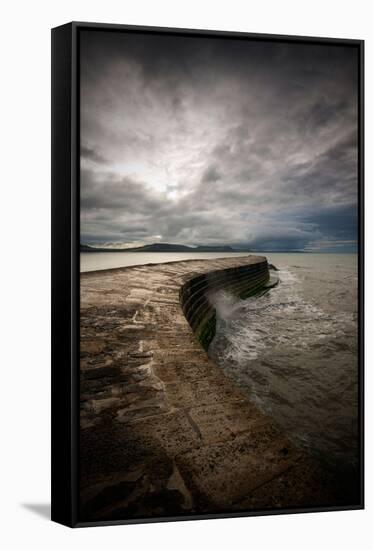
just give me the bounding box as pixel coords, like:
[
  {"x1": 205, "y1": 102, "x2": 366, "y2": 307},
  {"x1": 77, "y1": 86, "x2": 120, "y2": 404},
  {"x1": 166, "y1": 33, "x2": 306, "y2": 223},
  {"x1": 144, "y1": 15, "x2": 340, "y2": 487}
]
[{"x1": 209, "y1": 254, "x2": 359, "y2": 468}]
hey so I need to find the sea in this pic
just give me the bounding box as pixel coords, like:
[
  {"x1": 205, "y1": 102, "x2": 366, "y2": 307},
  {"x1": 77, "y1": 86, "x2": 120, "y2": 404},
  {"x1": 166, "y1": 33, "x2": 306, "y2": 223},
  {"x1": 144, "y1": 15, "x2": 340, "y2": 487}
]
[
  {"x1": 209, "y1": 253, "x2": 359, "y2": 471},
  {"x1": 80, "y1": 251, "x2": 252, "y2": 272},
  {"x1": 81, "y1": 251, "x2": 360, "y2": 471}
]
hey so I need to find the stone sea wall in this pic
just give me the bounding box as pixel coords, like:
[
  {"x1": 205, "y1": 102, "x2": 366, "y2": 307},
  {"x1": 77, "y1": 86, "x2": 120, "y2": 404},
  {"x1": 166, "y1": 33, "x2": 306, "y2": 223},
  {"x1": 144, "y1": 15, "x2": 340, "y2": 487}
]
[
  {"x1": 180, "y1": 260, "x2": 269, "y2": 350},
  {"x1": 79, "y1": 256, "x2": 336, "y2": 523}
]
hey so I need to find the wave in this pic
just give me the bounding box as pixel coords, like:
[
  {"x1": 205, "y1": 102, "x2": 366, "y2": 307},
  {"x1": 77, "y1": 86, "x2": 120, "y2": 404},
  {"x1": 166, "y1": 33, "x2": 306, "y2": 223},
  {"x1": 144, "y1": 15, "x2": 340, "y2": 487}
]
[{"x1": 209, "y1": 261, "x2": 359, "y2": 468}]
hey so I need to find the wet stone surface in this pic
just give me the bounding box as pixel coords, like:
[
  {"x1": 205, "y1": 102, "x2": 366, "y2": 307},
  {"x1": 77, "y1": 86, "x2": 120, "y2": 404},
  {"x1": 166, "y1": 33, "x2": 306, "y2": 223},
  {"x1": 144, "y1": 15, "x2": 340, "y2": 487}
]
[{"x1": 80, "y1": 256, "x2": 338, "y2": 522}]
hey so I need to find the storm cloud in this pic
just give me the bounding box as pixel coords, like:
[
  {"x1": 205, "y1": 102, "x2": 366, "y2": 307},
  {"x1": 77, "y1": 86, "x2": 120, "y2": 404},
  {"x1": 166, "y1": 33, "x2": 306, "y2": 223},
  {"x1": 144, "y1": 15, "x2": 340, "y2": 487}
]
[{"x1": 80, "y1": 30, "x2": 359, "y2": 251}]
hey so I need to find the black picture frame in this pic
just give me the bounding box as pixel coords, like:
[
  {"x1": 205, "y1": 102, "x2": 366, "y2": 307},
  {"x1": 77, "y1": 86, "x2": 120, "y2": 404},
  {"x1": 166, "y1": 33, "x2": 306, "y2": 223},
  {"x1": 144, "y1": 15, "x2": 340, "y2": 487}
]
[{"x1": 51, "y1": 21, "x2": 364, "y2": 528}]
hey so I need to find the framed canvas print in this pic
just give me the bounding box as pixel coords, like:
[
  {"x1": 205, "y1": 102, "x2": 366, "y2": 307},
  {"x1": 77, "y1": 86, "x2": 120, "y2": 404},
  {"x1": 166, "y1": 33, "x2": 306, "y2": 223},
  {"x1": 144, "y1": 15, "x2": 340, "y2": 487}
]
[{"x1": 51, "y1": 22, "x2": 364, "y2": 527}]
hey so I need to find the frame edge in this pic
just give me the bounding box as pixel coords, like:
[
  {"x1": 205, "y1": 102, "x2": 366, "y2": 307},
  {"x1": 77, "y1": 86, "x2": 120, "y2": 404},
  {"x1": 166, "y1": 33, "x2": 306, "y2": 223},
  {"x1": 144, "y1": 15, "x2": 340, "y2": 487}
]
[{"x1": 51, "y1": 22, "x2": 78, "y2": 528}]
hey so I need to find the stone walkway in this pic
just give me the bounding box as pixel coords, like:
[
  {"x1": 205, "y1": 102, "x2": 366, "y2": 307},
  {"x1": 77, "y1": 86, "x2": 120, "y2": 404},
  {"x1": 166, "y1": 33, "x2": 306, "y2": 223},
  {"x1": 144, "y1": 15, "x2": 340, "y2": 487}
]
[{"x1": 80, "y1": 256, "x2": 336, "y2": 522}]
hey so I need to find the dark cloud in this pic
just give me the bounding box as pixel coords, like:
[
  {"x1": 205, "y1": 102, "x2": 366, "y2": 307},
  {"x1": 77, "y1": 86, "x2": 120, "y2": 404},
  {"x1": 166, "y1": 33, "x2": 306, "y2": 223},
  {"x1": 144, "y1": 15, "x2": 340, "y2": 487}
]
[
  {"x1": 303, "y1": 204, "x2": 357, "y2": 241},
  {"x1": 81, "y1": 145, "x2": 109, "y2": 165},
  {"x1": 80, "y1": 169, "x2": 163, "y2": 213},
  {"x1": 80, "y1": 29, "x2": 359, "y2": 251},
  {"x1": 202, "y1": 165, "x2": 222, "y2": 183}
]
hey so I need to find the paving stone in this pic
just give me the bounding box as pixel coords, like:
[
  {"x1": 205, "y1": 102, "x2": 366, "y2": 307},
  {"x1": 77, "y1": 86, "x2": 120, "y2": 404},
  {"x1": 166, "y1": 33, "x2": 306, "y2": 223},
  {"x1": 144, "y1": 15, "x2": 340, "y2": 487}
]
[{"x1": 79, "y1": 257, "x2": 335, "y2": 520}]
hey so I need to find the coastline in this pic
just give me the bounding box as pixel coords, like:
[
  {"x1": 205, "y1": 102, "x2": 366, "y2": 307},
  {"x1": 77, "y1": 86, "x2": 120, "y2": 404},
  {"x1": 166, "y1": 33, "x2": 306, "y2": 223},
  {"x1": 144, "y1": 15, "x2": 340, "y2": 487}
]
[{"x1": 80, "y1": 256, "x2": 340, "y2": 521}]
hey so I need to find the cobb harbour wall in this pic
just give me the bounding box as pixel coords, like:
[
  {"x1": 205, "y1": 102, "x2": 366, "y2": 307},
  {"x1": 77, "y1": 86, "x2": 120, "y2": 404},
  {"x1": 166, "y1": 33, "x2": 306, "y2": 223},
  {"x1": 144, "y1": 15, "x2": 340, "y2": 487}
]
[
  {"x1": 180, "y1": 260, "x2": 269, "y2": 350},
  {"x1": 79, "y1": 256, "x2": 335, "y2": 523}
]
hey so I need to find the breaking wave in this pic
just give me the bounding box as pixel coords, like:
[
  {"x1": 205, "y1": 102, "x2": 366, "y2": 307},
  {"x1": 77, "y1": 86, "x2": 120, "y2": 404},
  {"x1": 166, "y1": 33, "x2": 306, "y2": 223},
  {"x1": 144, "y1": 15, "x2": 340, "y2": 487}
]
[{"x1": 209, "y1": 254, "x2": 359, "y2": 469}]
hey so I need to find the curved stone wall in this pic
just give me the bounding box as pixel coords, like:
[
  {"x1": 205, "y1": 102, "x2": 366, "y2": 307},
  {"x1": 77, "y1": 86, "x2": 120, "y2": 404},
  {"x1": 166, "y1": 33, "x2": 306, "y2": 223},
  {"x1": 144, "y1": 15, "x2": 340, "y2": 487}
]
[
  {"x1": 80, "y1": 256, "x2": 335, "y2": 521},
  {"x1": 180, "y1": 258, "x2": 269, "y2": 350}
]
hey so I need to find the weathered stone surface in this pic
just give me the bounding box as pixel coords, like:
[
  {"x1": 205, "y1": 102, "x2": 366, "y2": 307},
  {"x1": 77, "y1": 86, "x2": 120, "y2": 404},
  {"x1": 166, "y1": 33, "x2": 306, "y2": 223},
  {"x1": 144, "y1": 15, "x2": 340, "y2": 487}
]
[
  {"x1": 80, "y1": 256, "x2": 336, "y2": 521},
  {"x1": 176, "y1": 425, "x2": 300, "y2": 510}
]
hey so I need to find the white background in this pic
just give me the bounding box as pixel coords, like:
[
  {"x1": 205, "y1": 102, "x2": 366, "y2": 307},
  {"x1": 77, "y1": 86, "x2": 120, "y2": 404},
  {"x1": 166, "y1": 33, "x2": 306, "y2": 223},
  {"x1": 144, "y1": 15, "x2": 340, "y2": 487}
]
[{"x1": 0, "y1": 0, "x2": 371, "y2": 548}]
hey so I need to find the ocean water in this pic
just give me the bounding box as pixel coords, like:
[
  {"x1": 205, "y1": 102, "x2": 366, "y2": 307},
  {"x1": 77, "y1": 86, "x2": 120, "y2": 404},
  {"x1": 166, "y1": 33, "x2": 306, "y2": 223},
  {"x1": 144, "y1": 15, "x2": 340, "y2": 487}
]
[
  {"x1": 81, "y1": 250, "x2": 360, "y2": 471},
  {"x1": 80, "y1": 251, "x2": 252, "y2": 272},
  {"x1": 209, "y1": 253, "x2": 359, "y2": 469}
]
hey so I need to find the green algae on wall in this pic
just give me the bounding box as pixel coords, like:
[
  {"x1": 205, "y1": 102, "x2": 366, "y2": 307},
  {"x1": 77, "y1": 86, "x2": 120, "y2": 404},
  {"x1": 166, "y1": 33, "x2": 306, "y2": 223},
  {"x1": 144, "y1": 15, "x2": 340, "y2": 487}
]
[{"x1": 180, "y1": 260, "x2": 271, "y2": 351}]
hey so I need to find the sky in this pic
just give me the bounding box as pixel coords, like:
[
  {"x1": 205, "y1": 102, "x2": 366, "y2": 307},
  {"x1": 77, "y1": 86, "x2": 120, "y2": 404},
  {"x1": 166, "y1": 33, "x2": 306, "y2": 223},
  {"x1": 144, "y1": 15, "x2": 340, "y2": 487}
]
[{"x1": 80, "y1": 30, "x2": 359, "y2": 252}]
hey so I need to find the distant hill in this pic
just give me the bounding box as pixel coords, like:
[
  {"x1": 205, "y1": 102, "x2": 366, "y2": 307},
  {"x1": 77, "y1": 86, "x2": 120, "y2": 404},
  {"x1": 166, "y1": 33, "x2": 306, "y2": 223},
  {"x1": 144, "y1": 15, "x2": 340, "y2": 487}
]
[
  {"x1": 80, "y1": 243, "x2": 96, "y2": 252},
  {"x1": 80, "y1": 242, "x2": 246, "y2": 253}
]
